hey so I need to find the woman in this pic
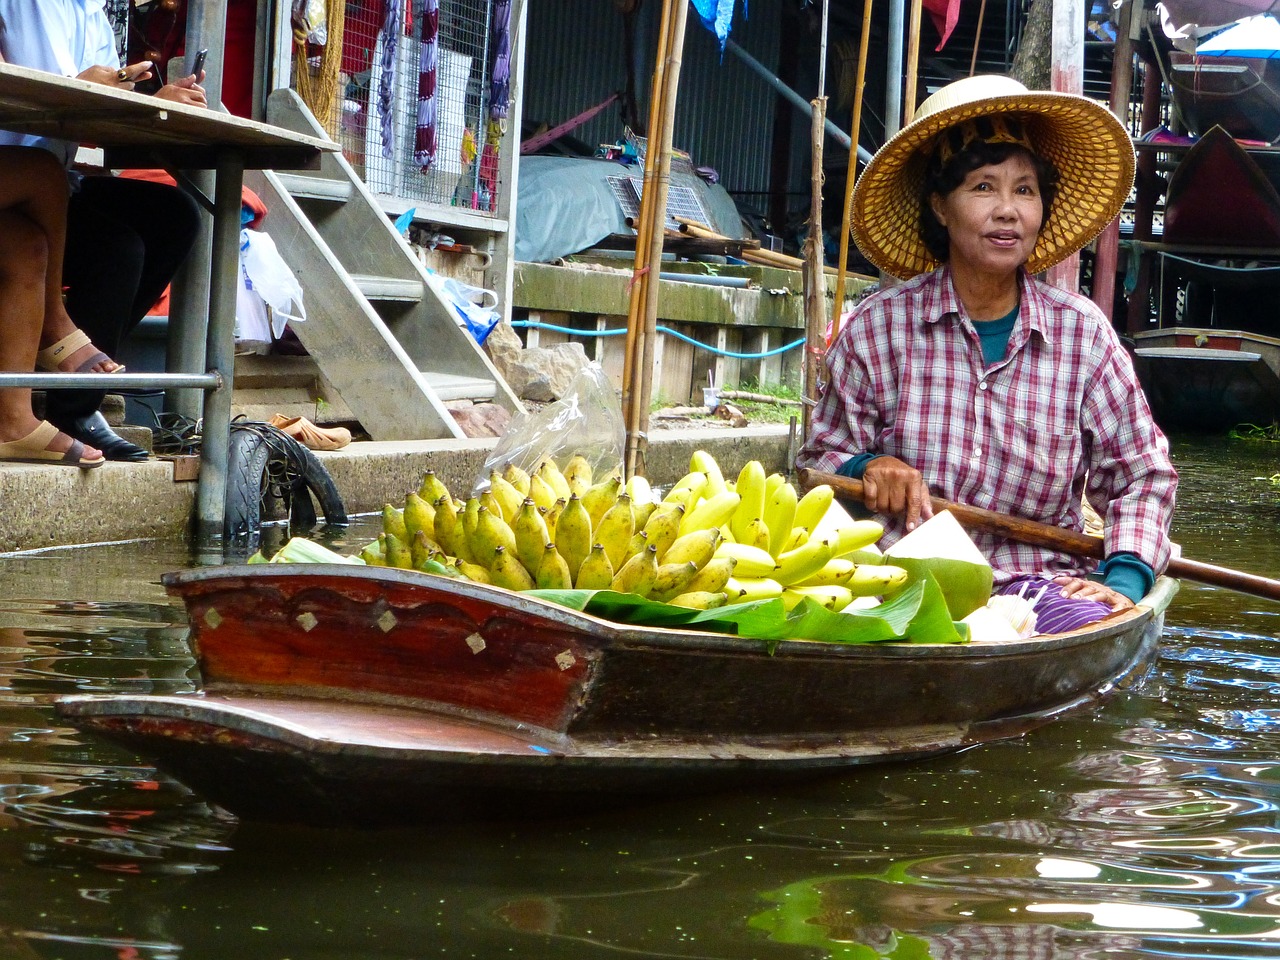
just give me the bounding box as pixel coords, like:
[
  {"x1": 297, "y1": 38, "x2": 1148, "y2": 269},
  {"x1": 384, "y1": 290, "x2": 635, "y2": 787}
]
[
  {"x1": 0, "y1": 145, "x2": 103, "y2": 467},
  {"x1": 800, "y1": 75, "x2": 1177, "y2": 631},
  {"x1": 0, "y1": 0, "x2": 205, "y2": 461}
]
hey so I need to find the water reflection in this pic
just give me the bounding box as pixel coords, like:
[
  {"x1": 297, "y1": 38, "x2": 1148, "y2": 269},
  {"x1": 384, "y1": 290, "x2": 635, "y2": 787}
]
[{"x1": 0, "y1": 436, "x2": 1275, "y2": 958}]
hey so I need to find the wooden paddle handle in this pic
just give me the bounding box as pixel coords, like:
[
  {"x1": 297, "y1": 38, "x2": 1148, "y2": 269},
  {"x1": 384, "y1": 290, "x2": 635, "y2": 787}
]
[{"x1": 798, "y1": 468, "x2": 1280, "y2": 602}]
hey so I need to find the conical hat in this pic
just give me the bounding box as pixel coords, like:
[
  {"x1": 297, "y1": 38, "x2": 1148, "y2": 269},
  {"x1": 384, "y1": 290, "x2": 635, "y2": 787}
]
[{"x1": 851, "y1": 75, "x2": 1135, "y2": 279}]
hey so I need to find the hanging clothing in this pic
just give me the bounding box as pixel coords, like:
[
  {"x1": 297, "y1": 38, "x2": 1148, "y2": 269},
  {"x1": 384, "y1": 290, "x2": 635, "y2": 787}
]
[
  {"x1": 488, "y1": 0, "x2": 512, "y2": 120},
  {"x1": 377, "y1": 0, "x2": 404, "y2": 159},
  {"x1": 414, "y1": 0, "x2": 439, "y2": 169}
]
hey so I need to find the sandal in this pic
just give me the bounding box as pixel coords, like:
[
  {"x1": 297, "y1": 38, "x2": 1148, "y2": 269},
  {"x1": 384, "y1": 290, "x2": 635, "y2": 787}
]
[
  {"x1": 0, "y1": 420, "x2": 105, "y2": 469},
  {"x1": 268, "y1": 414, "x2": 352, "y2": 451},
  {"x1": 36, "y1": 329, "x2": 125, "y2": 374}
]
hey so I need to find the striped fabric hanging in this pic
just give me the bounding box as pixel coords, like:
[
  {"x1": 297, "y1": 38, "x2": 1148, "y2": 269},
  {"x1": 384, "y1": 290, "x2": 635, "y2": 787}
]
[
  {"x1": 414, "y1": 0, "x2": 440, "y2": 169},
  {"x1": 377, "y1": 0, "x2": 404, "y2": 159}
]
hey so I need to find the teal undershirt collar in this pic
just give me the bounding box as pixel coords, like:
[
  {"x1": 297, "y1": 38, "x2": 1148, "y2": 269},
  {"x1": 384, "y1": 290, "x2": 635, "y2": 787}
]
[{"x1": 971, "y1": 302, "x2": 1020, "y2": 366}]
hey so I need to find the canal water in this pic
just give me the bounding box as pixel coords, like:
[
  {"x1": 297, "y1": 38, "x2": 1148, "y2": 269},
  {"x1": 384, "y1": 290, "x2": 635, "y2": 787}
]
[{"x1": 1, "y1": 434, "x2": 1278, "y2": 959}]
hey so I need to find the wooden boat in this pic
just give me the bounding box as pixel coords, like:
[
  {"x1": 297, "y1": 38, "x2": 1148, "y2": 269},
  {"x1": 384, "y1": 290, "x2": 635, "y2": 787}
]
[
  {"x1": 1168, "y1": 52, "x2": 1280, "y2": 146},
  {"x1": 56, "y1": 565, "x2": 1178, "y2": 826},
  {"x1": 1132, "y1": 327, "x2": 1280, "y2": 430}
]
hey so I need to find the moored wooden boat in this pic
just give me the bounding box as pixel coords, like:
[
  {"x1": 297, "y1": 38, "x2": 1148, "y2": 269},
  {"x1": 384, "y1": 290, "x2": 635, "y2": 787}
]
[
  {"x1": 1132, "y1": 327, "x2": 1280, "y2": 430},
  {"x1": 57, "y1": 565, "x2": 1178, "y2": 825}
]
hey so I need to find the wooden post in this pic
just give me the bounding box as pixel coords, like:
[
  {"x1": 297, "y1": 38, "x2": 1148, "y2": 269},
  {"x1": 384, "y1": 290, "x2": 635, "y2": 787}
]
[
  {"x1": 1091, "y1": 0, "x2": 1135, "y2": 322},
  {"x1": 1045, "y1": 0, "x2": 1086, "y2": 293},
  {"x1": 632, "y1": 0, "x2": 690, "y2": 477},
  {"x1": 803, "y1": 95, "x2": 828, "y2": 437},
  {"x1": 903, "y1": 0, "x2": 924, "y2": 122},
  {"x1": 1127, "y1": 59, "x2": 1163, "y2": 335},
  {"x1": 831, "y1": 0, "x2": 874, "y2": 345}
]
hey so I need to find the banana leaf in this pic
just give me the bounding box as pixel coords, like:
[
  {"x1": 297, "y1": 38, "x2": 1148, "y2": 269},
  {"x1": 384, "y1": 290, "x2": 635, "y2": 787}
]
[{"x1": 525, "y1": 569, "x2": 967, "y2": 646}]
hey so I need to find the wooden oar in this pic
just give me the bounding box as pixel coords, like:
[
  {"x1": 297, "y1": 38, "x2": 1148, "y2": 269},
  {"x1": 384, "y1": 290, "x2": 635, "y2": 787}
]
[{"x1": 798, "y1": 468, "x2": 1280, "y2": 602}]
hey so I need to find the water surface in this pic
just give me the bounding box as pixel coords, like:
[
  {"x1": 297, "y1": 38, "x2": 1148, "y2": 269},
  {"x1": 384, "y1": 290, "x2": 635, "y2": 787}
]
[{"x1": 0, "y1": 435, "x2": 1277, "y2": 959}]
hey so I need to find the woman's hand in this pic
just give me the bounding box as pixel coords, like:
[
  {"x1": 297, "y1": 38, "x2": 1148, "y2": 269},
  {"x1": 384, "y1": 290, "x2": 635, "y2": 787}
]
[
  {"x1": 1052, "y1": 575, "x2": 1135, "y2": 613},
  {"x1": 861, "y1": 456, "x2": 934, "y2": 532},
  {"x1": 155, "y1": 72, "x2": 207, "y2": 107},
  {"x1": 79, "y1": 61, "x2": 154, "y2": 90}
]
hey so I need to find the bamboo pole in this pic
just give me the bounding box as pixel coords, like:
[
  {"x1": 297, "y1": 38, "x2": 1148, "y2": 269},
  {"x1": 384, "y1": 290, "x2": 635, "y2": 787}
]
[
  {"x1": 802, "y1": 92, "x2": 827, "y2": 437},
  {"x1": 969, "y1": 0, "x2": 989, "y2": 75},
  {"x1": 623, "y1": 0, "x2": 675, "y2": 478},
  {"x1": 830, "y1": 0, "x2": 874, "y2": 344},
  {"x1": 631, "y1": 0, "x2": 689, "y2": 478},
  {"x1": 903, "y1": 0, "x2": 924, "y2": 122}
]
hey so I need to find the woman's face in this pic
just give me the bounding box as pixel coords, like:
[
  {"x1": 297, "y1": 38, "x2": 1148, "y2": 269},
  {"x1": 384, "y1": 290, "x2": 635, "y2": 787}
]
[{"x1": 928, "y1": 152, "x2": 1044, "y2": 279}]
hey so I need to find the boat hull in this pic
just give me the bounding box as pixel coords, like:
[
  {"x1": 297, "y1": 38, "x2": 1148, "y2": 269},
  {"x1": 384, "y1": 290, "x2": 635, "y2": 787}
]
[
  {"x1": 58, "y1": 566, "x2": 1176, "y2": 825},
  {"x1": 1133, "y1": 327, "x2": 1280, "y2": 430}
]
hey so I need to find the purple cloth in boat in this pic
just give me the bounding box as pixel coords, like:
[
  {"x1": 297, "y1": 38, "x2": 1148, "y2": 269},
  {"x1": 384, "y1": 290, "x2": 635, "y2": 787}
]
[{"x1": 996, "y1": 575, "x2": 1114, "y2": 634}]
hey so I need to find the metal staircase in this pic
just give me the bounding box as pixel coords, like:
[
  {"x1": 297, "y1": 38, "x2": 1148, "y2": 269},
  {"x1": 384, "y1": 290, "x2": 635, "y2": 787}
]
[{"x1": 236, "y1": 88, "x2": 520, "y2": 440}]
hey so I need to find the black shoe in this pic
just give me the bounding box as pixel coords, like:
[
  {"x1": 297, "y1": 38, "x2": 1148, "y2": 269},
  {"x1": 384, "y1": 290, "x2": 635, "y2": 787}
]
[{"x1": 53, "y1": 411, "x2": 149, "y2": 462}]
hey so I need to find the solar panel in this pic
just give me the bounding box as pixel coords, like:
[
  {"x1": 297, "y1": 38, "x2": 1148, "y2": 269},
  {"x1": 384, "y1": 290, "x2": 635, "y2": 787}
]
[{"x1": 606, "y1": 173, "x2": 711, "y2": 231}]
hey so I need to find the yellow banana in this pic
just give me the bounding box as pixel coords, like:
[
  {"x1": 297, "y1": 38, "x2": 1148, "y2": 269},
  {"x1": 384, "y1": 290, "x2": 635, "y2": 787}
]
[
  {"x1": 513, "y1": 498, "x2": 551, "y2": 576},
  {"x1": 651, "y1": 560, "x2": 700, "y2": 601},
  {"x1": 678, "y1": 489, "x2": 741, "y2": 537},
  {"x1": 848, "y1": 563, "x2": 911, "y2": 597},
  {"x1": 433, "y1": 497, "x2": 472, "y2": 563},
  {"x1": 454, "y1": 558, "x2": 492, "y2": 584},
  {"x1": 663, "y1": 470, "x2": 708, "y2": 507},
  {"x1": 462, "y1": 497, "x2": 481, "y2": 543},
  {"x1": 782, "y1": 584, "x2": 854, "y2": 612},
  {"x1": 409, "y1": 529, "x2": 444, "y2": 569},
  {"x1": 763, "y1": 482, "x2": 799, "y2": 557},
  {"x1": 543, "y1": 498, "x2": 566, "y2": 542},
  {"x1": 765, "y1": 472, "x2": 786, "y2": 497},
  {"x1": 668, "y1": 590, "x2": 728, "y2": 610},
  {"x1": 359, "y1": 538, "x2": 386, "y2": 566},
  {"x1": 726, "y1": 576, "x2": 784, "y2": 602},
  {"x1": 714, "y1": 542, "x2": 778, "y2": 578},
  {"x1": 626, "y1": 474, "x2": 654, "y2": 507},
  {"x1": 627, "y1": 528, "x2": 649, "y2": 558},
  {"x1": 384, "y1": 531, "x2": 412, "y2": 569},
  {"x1": 796, "y1": 558, "x2": 856, "y2": 587},
  {"x1": 575, "y1": 543, "x2": 615, "y2": 590},
  {"x1": 479, "y1": 490, "x2": 503, "y2": 521},
  {"x1": 793, "y1": 484, "x2": 835, "y2": 535},
  {"x1": 632, "y1": 497, "x2": 657, "y2": 531},
  {"x1": 488, "y1": 471, "x2": 525, "y2": 522},
  {"x1": 535, "y1": 542, "x2": 573, "y2": 590},
  {"x1": 502, "y1": 461, "x2": 531, "y2": 496},
  {"x1": 403, "y1": 491, "x2": 436, "y2": 544},
  {"x1": 528, "y1": 472, "x2": 559, "y2": 511},
  {"x1": 563, "y1": 454, "x2": 594, "y2": 497},
  {"x1": 554, "y1": 494, "x2": 592, "y2": 582},
  {"x1": 417, "y1": 469, "x2": 452, "y2": 511},
  {"x1": 490, "y1": 545, "x2": 535, "y2": 591},
  {"x1": 683, "y1": 555, "x2": 737, "y2": 594},
  {"x1": 829, "y1": 520, "x2": 886, "y2": 557},
  {"x1": 729, "y1": 460, "x2": 766, "y2": 543},
  {"x1": 740, "y1": 516, "x2": 773, "y2": 552},
  {"x1": 536, "y1": 458, "x2": 572, "y2": 502},
  {"x1": 582, "y1": 474, "x2": 622, "y2": 530},
  {"x1": 662, "y1": 528, "x2": 721, "y2": 570},
  {"x1": 774, "y1": 538, "x2": 835, "y2": 586},
  {"x1": 642, "y1": 502, "x2": 685, "y2": 561},
  {"x1": 689, "y1": 450, "x2": 727, "y2": 497},
  {"x1": 382, "y1": 503, "x2": 408, "y2": 543},
  {"x1": 595, "y1": 494, "x2": 635, "y2": 571},
  {"x1": 473, "y1": 504, "x2": 518, "y2": 570},
  {"x1": 611, "y1": 544, "x2": 658, "y2": 597},
  {"x1": 779, "y1": 525, "x2": 809, "y2": 554}
]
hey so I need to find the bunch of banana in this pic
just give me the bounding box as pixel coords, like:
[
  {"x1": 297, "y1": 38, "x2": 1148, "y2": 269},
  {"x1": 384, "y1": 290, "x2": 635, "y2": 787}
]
[{"x1": 354, "y1": 449, "x2": 908, "y2": 614}]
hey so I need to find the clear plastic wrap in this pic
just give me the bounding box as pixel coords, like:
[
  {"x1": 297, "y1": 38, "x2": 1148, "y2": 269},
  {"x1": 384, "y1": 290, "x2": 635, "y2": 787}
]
[{"x1": 475, "y1": 362, "x2": 623, "y2": 494}]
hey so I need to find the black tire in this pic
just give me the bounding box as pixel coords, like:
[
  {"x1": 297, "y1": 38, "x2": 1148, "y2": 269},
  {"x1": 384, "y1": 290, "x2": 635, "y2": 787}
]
[{"x1": 224, "y1": 426, "x2": 347, "y2": 552}]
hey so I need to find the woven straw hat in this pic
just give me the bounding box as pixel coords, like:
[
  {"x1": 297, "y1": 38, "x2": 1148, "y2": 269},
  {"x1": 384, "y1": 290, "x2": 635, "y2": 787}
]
[{"x1": 851, "y1": 75, "x2": 1135, "y2": 279}]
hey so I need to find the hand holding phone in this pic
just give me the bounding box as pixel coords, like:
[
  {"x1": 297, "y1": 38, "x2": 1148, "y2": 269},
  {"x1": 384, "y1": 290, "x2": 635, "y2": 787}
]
[{"x1": 189, "y1": 48, "x2": 208, "y2": 78}]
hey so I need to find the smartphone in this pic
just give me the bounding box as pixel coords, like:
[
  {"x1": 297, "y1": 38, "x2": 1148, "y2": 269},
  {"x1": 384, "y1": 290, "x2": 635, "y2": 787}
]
[{"x1": 189, "y1": 48, "x2": 208, "y2": 78}]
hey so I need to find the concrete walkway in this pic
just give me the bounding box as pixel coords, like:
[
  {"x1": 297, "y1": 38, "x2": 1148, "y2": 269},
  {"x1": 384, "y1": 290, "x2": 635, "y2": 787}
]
[{"x1": 0, "y1": 424, "x2": 793, "y2": 552}]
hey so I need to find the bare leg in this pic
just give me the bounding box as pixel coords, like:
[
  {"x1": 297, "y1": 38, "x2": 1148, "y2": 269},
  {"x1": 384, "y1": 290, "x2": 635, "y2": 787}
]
[
  {"x1": 0, "y1": 208, "x2": 102, "y2": 459},
  {"x1": 0, "y1": 147, "x2": 120, "y2": 374}
]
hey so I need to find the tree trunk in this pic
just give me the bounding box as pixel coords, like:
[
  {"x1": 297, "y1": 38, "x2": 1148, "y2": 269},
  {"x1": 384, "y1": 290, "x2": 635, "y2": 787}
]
[{"x1": 1010, "y1": 0, "x2": 1052, "y2": 89}]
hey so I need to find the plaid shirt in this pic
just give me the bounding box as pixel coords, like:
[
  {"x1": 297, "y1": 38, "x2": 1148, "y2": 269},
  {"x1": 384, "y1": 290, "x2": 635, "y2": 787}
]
[{"x1": 799, "y1": 266, "x2": 1177, "y2": 583}]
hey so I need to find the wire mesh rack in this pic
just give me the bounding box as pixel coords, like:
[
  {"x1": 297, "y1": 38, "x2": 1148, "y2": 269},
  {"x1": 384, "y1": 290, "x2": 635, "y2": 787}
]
[{"x1": 293, "y1": 0, "x2": 509, "y2": 216}]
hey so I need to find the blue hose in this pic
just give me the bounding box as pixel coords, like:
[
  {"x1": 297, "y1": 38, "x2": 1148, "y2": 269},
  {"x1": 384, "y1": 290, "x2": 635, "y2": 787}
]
[{"x1": 509, "y1": 319, "x2": 805, "y2": 360}]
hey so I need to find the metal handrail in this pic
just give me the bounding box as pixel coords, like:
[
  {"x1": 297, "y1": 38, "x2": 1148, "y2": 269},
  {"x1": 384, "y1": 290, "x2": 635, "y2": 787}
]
[{"x1": 0, "y1": 373, "x2": 222, "y2": 389}]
